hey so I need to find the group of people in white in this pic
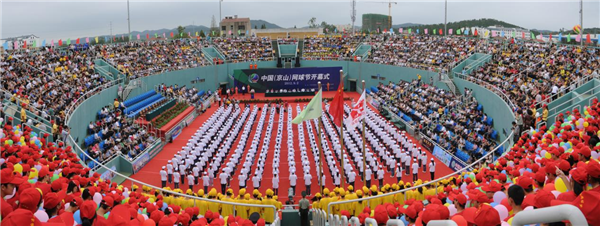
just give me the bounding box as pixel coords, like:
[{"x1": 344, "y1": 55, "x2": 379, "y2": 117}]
[{"x1": 160, "y1": 99, "x2": 437, "y2": 196}]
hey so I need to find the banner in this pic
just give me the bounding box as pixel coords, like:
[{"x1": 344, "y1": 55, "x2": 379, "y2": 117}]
[
  {"x1": 233, "y1": 67, "x2": 341, "y2": 93},
  {"x1": 99, "y1": 166, "x2": 117, "y2": 181},
  {"x1": 421, "y1": 137, "x2": 435, "y2": 152},
  {"x1": 132, "y1": 152, "x2": 150, "y2": 174},
  {"x1": 449, "y1": 157, "x2": 467, "y2": 171},
  {"x1": 432, "y1": 146, "x2": 451, "y2": 166}
]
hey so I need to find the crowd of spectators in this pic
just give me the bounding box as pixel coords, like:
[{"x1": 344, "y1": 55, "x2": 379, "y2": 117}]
[
  {"x1": 367, "y1": 35, "x2": 479, "y2": 71},
  {"x1": 302, "y1": 35, "x2": 361, "y2": 60},
  {"x1": 86, "y1": 99, "x2": 155, "y2": 163},
  {"x1": 102, "y1": 39, "x2": 208, "y2": 79},
  {"x1": 466, "y1": 40, "x2": 600, "y2": 113},
  {"x1": 212, "y1": 37, "x2": 274, "y2": 62},
  {"x1": 372, "y1": 80, "x2": 496, "y2": 163}
]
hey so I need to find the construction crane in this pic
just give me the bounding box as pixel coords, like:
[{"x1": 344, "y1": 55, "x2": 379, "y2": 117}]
[{"x1": 367, "y1": 0, "x2": 398, "y2": 31}]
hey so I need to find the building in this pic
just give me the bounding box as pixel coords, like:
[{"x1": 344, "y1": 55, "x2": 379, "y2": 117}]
[
  {"x1": 220, "y1": 15, "x2": 251, "y2": 37},
  {"x1": 334, "y1": 24, "x2": 353, "y2": 32},
  {"x1": 253, "y1": 28, "x2": 322, "y2": 39},
  {"x1": 2, "y1": 34, "x2": 39, "y2": 50},
  {"x1": 362, "y1": 14, "x2": 391, "y2": 32}
]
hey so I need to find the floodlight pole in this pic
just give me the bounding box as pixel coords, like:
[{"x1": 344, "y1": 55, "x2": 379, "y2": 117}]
[
  {"x1": 127, "y1": 0, "x2": 131, "y2": 42},
  {"x1": 444, "y1": 0, "x2": 447, "y2": 37},
  {"x1": 580, "y1": 0, "x2": 583, "y2": 46}
]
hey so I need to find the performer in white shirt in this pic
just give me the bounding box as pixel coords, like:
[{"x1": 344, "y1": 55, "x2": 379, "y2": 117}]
[
  {"x1": 166, "y1": 161, "x2": 173, "y2": 184},
  {"x1": 395, "y1": 163, "x2": 402, "y2": 183},
  {"x1": 220, "y1": 170, "x2": 229, "y2": 194},
  {"x1": 272, "y1": 174, "x2": 279, "y2": 195},
  {"x1": 160, "y1": 167, "x2": 168, "y2": 188},
  {"x1": 202, "y1": 172, "x2": 210, "y2": 192},
  {"x1": 348, "y1": 171, "x2": 356, "y2": 188},
  {"x1": 304, "y1": 172, "x2": 312, "y2": 195},
  {"x1": 238, "y1": 173, "x2": 247, "y2": 189},
  {"x1": 289, "y1": 172, "x2": 297, "y2": 196},
  {"x1": 365, "y1": 167, "x2": 372, "y2": 188},
  {"x1": 187, "y1": 173, "x2": 195, "y2": 191},
  {"x1": 377, "y1": 166, "x2": 385, "y2": 187},
  {"x1": 429, "y1": 158, "x2": 436, "y2": 180},
  {"x1": 173, "y1": 170, "x2": 181, "y2": 189},
  {"x1": 411, "y1": 158, "x2": 419, "y2": 181}
]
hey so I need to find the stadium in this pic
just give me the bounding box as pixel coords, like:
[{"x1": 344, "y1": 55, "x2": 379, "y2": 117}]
[{"x1": 2, "y1": 1, "x2": 600, "y2": 226}]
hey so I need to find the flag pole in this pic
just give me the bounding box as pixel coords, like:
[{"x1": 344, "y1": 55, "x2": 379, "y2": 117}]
[
  {"x1": 361, "y1": 80, "x2": 367, "y2": 184},
  {"x1": 339, "y1": 70, "x2": 345, "y2": 189},
  {"x1": 317, "y1": 82, "x2": 325, "y2": 195}
]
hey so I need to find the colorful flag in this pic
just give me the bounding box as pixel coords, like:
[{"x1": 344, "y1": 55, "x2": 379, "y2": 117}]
[
  {"x1": 329, "y1": 83, "x2": 344, "y2": 127},
  {"x1": 67, "y1": 39, "x2": 71, "y2": 45},
  {"x1": 484, "y1": 30, "x2": 489, "y2": 37},
  {"x1": 416, "y1": 29, "x2": 419, "y2": 34},
  {"x1": 549, "y1": 33, "x2": 552, "y2": 42},
  {"x1": 129, "y1": 35, "x2": 132, "y2": 40},
  {"x1": 531, "y1": 32, "x2": 535, "y2": 39},
  {"x1": 522, "y1": 32, "x2": 525, "y2": 39},
  {"x1": 457, "y1": 29, "x2": 461, "y2": 35},
  {"x1": 212, "y1": 30, "x2": 215, "y2": 36},
  {"x1": 196, "y1": 31, "x2": 199, "y2": 37},
  {"x1": 14, "y1": 42, "x2": 18, "y2": 49},
  {"x1": 42, "y1": 40, "x2": 46, "y2": 47},
  {"x1": 23, "y1": 41, "x2": 27, "y2": 48},
  {"x1": 464, "y1": 28, "x2": 469, "y2": 35},
  {"x1": 399, "y1": 28, "x2": 403, "y2": 33},
  {"x1": 85, "y1": 37, "x2": 89, "y2": 43},
  {"x1": 50, "y1": 39, "x2": 54, "y2": 47},
  {"x1": 170, "y1": 32, "x2": 174, "y2": 38},
  {"x1": 500, "y1": 31, "x2": 504, "y2": 37},
  {"x1": 474, "y1": 29, "x2": 478, "y2": 36},
  {"x1": 292, "y1": 89, "x2": 323, "y2": 124},
  {"x1": 408, "y1": 28, "x2": 411, "y2": 34},
  {"x1": 511, "y1": 31, "x2": 514, "y2": 38},
  {"x1": 32, "y1": 40, "x2": 36, "y2": 47},
  {"x1": 349, "y1": 90, "x2": 366, "y2": 128},
  {"x1": 76, "y1": 38, "x2": 80, "y2": 44},
  {"x1": 188, "y1": 32, "x2": 191, "y2": 37},
  {"x1": 146, "y1": 34, "x2": 149, "y2": 39},
  {"x1": 2, "y1": 42, "x2": 8, "y2": 50},
  {"x1": 567, "y1": 34, "x2": 571, "y2": 42},
  {"x1": 439, "y1": 29, "x2": 442, "y2": 35},
  {"x1": 137, "y1": 34, "x2": 140, "y2": 40},
  {"x1": 558, "y1": 33, "x2": 562, "y2": 42},
  {"x1": 95, "y1": 37, "x2": 99, "y2": 43},
  {"x1": 432, "y1": 29, "x2": 436, "y2": 35},
  {"x1": 449, "y1": 29, "x2": 453, "y2": 35},
  {"x1": 576, "y1": 34, "x2": 581, "y2": 42},
  {"x1": 163, "y1": 33, "x2": 166, "y2": 38}
]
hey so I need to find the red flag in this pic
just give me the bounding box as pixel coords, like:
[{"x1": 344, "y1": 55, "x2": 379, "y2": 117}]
[
  {"x1": 23, "y1": 41, "x2": 27, "y2": 49},
  {"x1": 329, "y1": 83, "x2": 344, "y2": 127},
  {"x1": 349, "y1": 91, "x2": 366, "y2": 128},
  {"x1": 58, "y1": 39, "x2": 62, "y2": 46},
  {"x1": 76, "y1": 38, "x2": 80, "y2": 44},
  {"x1": 439, "y1": 29, "x2": 443, "y2": 35},
  {"x1": 146, "y1": 33, "x2": 149, "y2": 39},
  {"x1": 549, "y1": 33, "x2": 552, "y2": 41},
  {"x1": 586, "y1": 34, "x2": 591, "y2": 43},
  {"x1": 474, "y1": 29, "x2": 478, "y2": 36},
  {"x1": 170, "y1": 32, "x2": 174, "y2": 37}
]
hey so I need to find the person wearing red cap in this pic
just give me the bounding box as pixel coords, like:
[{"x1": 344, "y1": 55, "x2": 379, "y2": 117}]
[
  {"x1": 1, "y1": 168, "x2": 25, "y2": 219},
  {"x1": 450, "y1": 193, "x2": 467, "y2": 216},
  {"x1": 473, "y1": 204, "x2": 500, "y2": 226},
  {"x1": 43, "y1": 192, "x2": 62, "y2": 222},
  {"x1": 2, "y1": 187, "x2": 43, "y2": 226},
  {"x1": 35, "y1": 166, "x2": 52, "y2": 196}
]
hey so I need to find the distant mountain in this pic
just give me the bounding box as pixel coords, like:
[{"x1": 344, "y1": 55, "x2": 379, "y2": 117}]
[
  {"x1": 392, "y1": 23, "x2": 422, "y2": 28},
  {"x1": 250, "y1": 20, "x2": 282, "y2": 29},
  {"x1": 402, "y1": 18, "x2": 524, "y2": 32}
]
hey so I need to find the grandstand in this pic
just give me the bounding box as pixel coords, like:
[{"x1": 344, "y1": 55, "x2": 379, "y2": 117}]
[{"x1": 2, "y1": 13, "x2": 600, "y2": 226}]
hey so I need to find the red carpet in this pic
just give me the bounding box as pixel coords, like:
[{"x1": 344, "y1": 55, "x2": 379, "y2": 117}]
[{"x1": 127, "y1": 92, "x2": 454, "y2": 202}]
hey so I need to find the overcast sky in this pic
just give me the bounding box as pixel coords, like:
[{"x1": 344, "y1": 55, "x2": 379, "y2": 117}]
[{"x1": 2, "y1": 0, "x2": 599, "y2": 40}]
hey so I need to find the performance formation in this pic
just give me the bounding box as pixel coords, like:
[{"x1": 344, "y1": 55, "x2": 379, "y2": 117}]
[{"x1": 2, "y1": 1, "x2": 600, "y2": 226}]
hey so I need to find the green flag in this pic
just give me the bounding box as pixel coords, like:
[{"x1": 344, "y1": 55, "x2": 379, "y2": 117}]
[
  {"x1": 531, "y1": 32, "x2": 535, "y2": 39},
  {"x1": 567, "y1": 34, "x2": 571, "y2": 42},
  {"x1": 129, "y1": 35, "x2": 132, "y2": 40},
  {"x1": 292, "y1": 89, "x2": 323, "y2": 124},
  {"x1": 67, "y1": 38, "x2": 71, "y2": 45},
  {"x1": 408, "y1": 28, "x2": 412, "y2": 34},
  {"x1": 155, "y1": 33, "x2": 158, "y2": 38},
  {"x1": 457, "y1": 30, "x2": 461, "y2": 35},
  {"x1": 433, "y1": 29, "x2": 437, "y2": 35},
  {"x1": 212, "y1": 30, "x2": 215, "y2": 36},
  {"x1": 33, "y1": 40, "x2": 37, "y2": 47},
  {"x1": 512, "y1": 32, "x2": 515, "y2": 38}
]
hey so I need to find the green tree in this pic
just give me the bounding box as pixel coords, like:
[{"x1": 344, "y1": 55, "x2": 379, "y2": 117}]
[
  {"x1": 199, "y1": 30, "x2": 206, "y2": 37},
  {"x1": 261, "y1": 24, "x2": 266, "y2": 29},
  {"x1": 177, "y1": 26, "x2": 186, "y2": 38},
  {"x1": 320, "y1": 21, "x2": 336, "y2": 34},
  {"x1": 308, "y1": 17, "x2": 318, "y2": 28},
  {"x1": 255, "y1": 25, "x2": 258, "y2": 29}
]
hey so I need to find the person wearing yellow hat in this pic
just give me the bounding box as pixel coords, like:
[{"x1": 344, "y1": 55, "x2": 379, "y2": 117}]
[
  {"x1": 196, "y1": 189, "x2": 208, "y2": 216},
  {"x1": 250, "y1": 190, "x2": 263, "y2": 218},
  {"x1": 206, "y1": 188, "x2": 221, "y2": 214},
  {"x1": 221, "y1": 188, "x2": 235, "y2": 217},
  {"x1": 238, "y1": 193, "x2": 251, "y2": 219},
  {"x1": 312, "y1": 193, "x2": 322, "y2": 210},
  {"x1": 262, "y1": 189, "x2": 279, "y2": 223}
]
